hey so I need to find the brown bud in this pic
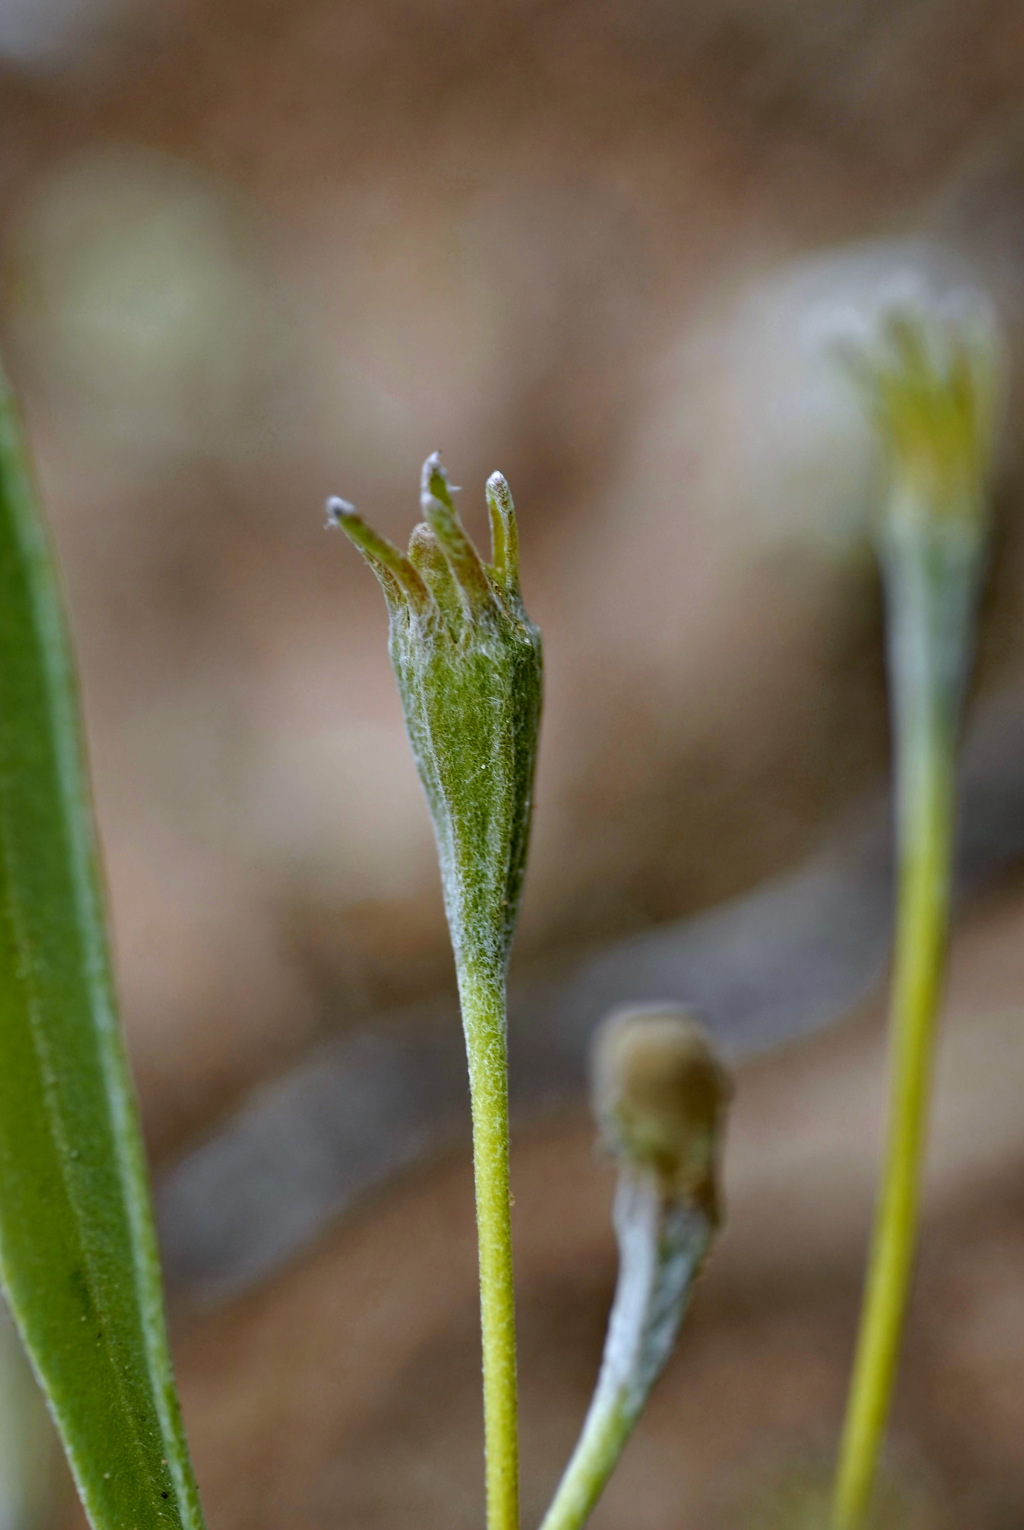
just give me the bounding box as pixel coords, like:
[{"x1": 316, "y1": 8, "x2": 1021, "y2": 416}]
[{"x1": 591, "y1": 1005, "x2": 732, "y2": 1220}]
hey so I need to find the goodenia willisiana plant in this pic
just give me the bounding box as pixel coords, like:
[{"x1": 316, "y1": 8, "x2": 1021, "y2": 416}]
[
  {"x1": 539, "y1": 1006, "x2": 731, "y2": 1530},
  {"x1": 330, "y1": 454, "x2": 542, "y2": 1530},
  {"x1": 831, "y1": 307, "x2": 1001, "y2": 1529},
  {"x1": 0, "y1": 368, "x2": 206, "y2": 1530}
]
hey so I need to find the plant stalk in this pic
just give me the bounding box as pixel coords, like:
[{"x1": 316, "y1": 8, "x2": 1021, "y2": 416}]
[
  {"x1": 831, "y1": 513, "x2": 980, "y2": 1529},
  {"x1": 332, "y1": 459, "x2": 539, "y2": 1530},
  {"x1": 459, "y1": 960, "x2": 519, "y2": 1530},
  {"x1": 539, "y1": 1175, "x2": 711, "y2": 1530}
]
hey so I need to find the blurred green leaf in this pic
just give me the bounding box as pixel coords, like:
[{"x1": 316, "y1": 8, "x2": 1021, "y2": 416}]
[{"x1": 0, "y1": 367, "x2": 205, "y2": 1530}]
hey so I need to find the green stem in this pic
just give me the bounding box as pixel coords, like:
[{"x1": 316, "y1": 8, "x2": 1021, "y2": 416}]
[
  {"x1": 459, "y1": 961, "x2": 519, "y2": 1530},
  {"x1": 539, "y1": 1175, "x2": 710, "y2": 1530},
  {"x1": 541, "y1": 1399, "x2": 630, "y2": 1530},
  {"x1": 832, "y1": 517, "x2": 978, "y2": 1530},
  {"x1": 832, "y1": 730, "x2": 953, "y2": 1529}
]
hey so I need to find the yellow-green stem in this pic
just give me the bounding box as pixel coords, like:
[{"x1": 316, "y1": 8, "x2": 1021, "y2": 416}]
[
  {"x1": 540, "y1": 1389, "x2": 631, "y2": 1530},
  {"x1": 832, "y1": 712, "x2": 956, "y2": 1529},
  {"x1": 830, "y1": 305, "x2": 994, "y2": 1527},
  {"x1": 459, "y1": 963, "x2": 519, "y2": 1530}
]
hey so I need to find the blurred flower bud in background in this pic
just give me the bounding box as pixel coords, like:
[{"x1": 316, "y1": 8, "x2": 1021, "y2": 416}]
[{"x1": 591, "y1": 1004, "x2": 731, "y2": 1219}]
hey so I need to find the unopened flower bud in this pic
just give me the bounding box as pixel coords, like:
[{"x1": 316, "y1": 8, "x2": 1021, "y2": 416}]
[
  {"x1": 329, "y1": 453, "x2": 542, "y2": 980},
  {"x1": 542, "y1": 1008, "x2": 731, "y2": 1529},
  {"x1": 838, "y1": 301, "x2": 1002, "y2": 529},
  {"x1": 591, "y1": 1005, "x2": 732, "y2": 1220},
  {"x1": 835, "y1": 303, "x2": 1000, "y2": 784}
]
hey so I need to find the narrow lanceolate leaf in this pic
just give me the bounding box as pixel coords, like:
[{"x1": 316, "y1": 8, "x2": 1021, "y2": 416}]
[{"x1": 0, "y1": 368, "x2": 206, "y2": 1530}]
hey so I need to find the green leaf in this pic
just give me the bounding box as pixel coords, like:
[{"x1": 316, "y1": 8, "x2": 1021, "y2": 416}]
[{"x1": 0, "y1": 367, "x2": 206, "y2": 1530}]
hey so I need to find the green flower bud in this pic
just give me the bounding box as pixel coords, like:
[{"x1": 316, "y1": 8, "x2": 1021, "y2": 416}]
[
  {"x1": 837, "y1": 303, "x2": 1001, "y2": 750},
  {"x1": 839, "y1": 302, "x2": 1001, "y2": 528},
  {"x1": 591, "y1": 1005, "x2": 732, "y2": 1222},
  {"x1": 329, "y1": 453, "x2": 542, "y2": 980}
]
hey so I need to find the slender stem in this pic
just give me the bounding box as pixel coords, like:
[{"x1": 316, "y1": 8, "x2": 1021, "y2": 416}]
[
  {"x1": 832, "y1": 519, "x2": 976, "y2": 1530},
  {"x1": 458, "y1": 960, "x2": 519, "y2": 1530},
  {"x1": 832, "y1": 731, "x2": 953, "y2": 1528},
  {"x1": 541, "y1": 1398, "x2": 631, "y2": 1530},
  {"x1": 539, "y1": 1176, "x2": 710, "y2": 1530}
]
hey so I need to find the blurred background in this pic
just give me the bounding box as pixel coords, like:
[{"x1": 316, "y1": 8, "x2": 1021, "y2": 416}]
[{"x1": 3, "y1": 0, "x2": 1024, "y2": 1525}]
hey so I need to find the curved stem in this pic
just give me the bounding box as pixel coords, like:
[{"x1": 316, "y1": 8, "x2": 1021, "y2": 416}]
[
  {"x1": 539, "y1": 1174, "x2": 710, "y2": 1530},
  {"x1": 459, "y1": 962, "x2": 519, "y2": 1530}
]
